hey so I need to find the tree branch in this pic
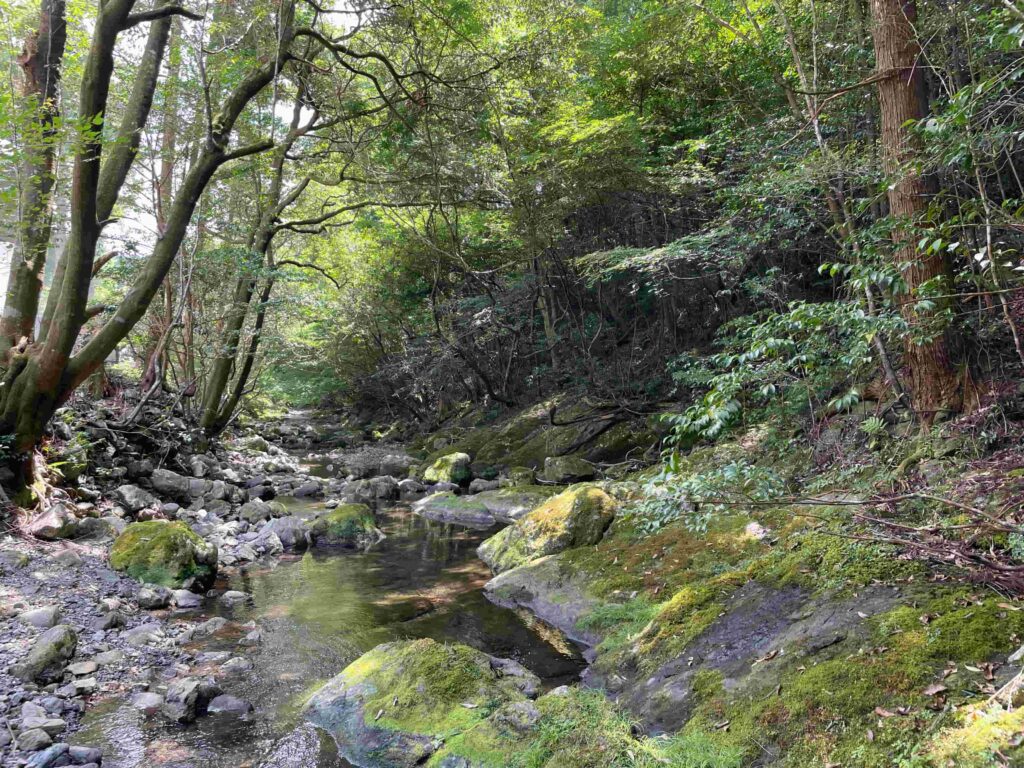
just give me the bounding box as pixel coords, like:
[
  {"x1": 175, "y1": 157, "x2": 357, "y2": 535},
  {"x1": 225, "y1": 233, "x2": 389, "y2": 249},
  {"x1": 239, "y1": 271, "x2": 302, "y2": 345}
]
[{"x1": 122, "y1": 5, "x2": 202, "y2": 29}]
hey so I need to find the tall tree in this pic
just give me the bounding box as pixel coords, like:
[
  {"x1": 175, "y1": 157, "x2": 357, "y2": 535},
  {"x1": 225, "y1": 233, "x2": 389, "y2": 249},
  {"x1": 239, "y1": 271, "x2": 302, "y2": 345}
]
[{"x1": 870, "y1": 0, "x2": 962, "y2": 421}]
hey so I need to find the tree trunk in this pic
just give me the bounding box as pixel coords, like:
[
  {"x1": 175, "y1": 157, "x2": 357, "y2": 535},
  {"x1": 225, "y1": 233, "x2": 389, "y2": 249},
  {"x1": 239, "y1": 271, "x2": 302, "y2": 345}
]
[
  {"x1": 870, "y1": 0, "x2": 961, "y2": 422},
  {"x1": 0, "y1": 0, "x2": 67, "y2": 357}
]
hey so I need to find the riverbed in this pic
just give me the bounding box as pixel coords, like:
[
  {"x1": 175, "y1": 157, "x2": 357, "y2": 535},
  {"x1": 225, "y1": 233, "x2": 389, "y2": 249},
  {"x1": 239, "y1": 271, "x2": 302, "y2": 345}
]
[{"x1": 73, "y1": 499, "x2": 585, "y2": 767}]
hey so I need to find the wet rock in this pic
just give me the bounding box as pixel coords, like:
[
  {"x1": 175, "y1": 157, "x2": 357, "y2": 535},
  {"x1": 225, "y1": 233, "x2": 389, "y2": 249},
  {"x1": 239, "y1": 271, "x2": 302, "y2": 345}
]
[
  {"x1": 18, "y1": 605, "x2": 62, "y2": 629},
  {"x1": 397, "y1": 478, "x2": 426, "y2": 495},
  {"x1": 293, "y1": 480, "x2": 323, "y2": 498},
  {"x1": 478, "y1": 484, "x2": 617, "y2": 572},
  {"x1": 306, "y1": 639, "x2": 538, "y2": 768},
  {"x1": 379, "y1": 454, "x2": 415, "y2": 477},
  {"x1": 239, "y1": 627, "x2": 263, "y2": 646},
  {"x1": 109, "y1": 520, "x2": 218, "y2": 590},
  {"x1": 115, "y1": 484, "x2": 159, "y2": 513},
  {"x1": 69, "y1": 745, "x2": 103, "y2": 764},
  {"x1": 541, "y1": 454, "x2": 595, "y2": 484},
  {"x1": 422, "y1": 452, "x2": 472, "y2": 485},
  {"x1": 25, "y1": 742, "x2": 69, "y2": 767},
  {"x1": 161, "y1": 676, "x2": 223, "y2": 723},
  {"x1": 219, "y1": 590, "x2": 248, "y2": 606},
  {"x1": 137, "y1": 585, "x2": 173, "y2": 609},
  {"x1": 207, "y1": 694, "x2": 254, "y2": 716},
  {"x1": 10, "y1": 625, "x2": 77, "y2": 683},
  {"x1": 473, "y1": 487, "x2": 559, "y2": 524},
  {"x1": 27, "y1": 503, "x2": 79, "y2": 540}
]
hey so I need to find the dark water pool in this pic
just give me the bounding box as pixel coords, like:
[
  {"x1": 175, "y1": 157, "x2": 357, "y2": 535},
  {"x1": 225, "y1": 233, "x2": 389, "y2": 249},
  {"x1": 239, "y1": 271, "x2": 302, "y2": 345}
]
[{"x1": 74, "y1": 505, "x2": 585, "y2": 767}]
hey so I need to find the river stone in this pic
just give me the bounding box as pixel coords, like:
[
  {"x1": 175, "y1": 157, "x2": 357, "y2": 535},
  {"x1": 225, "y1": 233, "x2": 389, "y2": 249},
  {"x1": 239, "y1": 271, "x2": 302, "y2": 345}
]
[
  {"x1": 221, "y1": 656, "x2": 254, "y2": 675},
  {"x1": 499, "y1": 467, "x2": 537, "y2": 488},
  {"x1": 109, "y1": 520, "x2": 218, "y2": 590},
  {"x1": 10, "y1": 624, "x2": 77, "y2": 683},
  {"x1": 137, "y1": 584, "x2": 172, "y2": 609},
  {"x1": 339, "y1": 476, "x2": 399, "y2": 504},
  {"x1": 292, "y1": 480, "x2": 323, "y2": 498},
  {"x1": 207, "y1": 694, "x2": 254, "y2": 716},
  {"x1": 308, "y1": 504, "x2": 383, "y2": 548},
  {"x1": 115, "y1": 484, "x2": 159, "y2": 513},
  {"x1": 477, "y1": 484, "x2": 617, "y2": 573},
  {"x1": 17, "y1": 728, "x2": 53, "y2": 751},
  {"x1": 150, "y1": 468, "x2": 191, "y2": 500},
  {"x1": 161, "y1": 676, "x2": 223, "y2": 723},
  {"x1": 25, "y1": 742, "x2": 69, "y2": 767},
  {"x1": 541, "y1": 454, "x2": 595, "y2": 484},
  {"x1": 21, "y1": 717, "x2": 66, "y2": 736},
  {"x1": 258, "y1": 516, "x2": 309, "y2": 552},
  {"x1": 378, "y1": 454, "x2": 415, "y2": 477},
  {"x1": 69, "y1": 746, "x2": 103, "y2": 764},
  {"x1": 172, "y1": 589, "x2": 203, "y2": 608},
  {"x1": 422, "y1": 452, "x2": 472, "y2": 485},
  {"x1": 411, "y1": 493, "x2": 495, "y2": 529},
  {"x1": 305, "y1": 638, "x2": 539, "y2": 768},
  {"x1": 18, "y1": 605, "x2": 61, "y2": 629},
  {"x1": 131, "y1": 691, "x2": 164, "y2": 714},
  {"x1": 238, "y1": 499, "x2": 272, "y2": 523},
  {"x1": 68, "y1": 660, "x2": 98, "y2": 676},
  {"x1": 27, "y1": 503, "x2": 78, "y2": 540}
]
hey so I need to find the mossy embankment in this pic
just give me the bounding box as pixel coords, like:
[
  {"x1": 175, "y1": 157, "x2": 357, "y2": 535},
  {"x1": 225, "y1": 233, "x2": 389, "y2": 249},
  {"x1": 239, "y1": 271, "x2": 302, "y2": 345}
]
[{"x1": 310, "y1": 398, "x2": 1024, "y2": 767}]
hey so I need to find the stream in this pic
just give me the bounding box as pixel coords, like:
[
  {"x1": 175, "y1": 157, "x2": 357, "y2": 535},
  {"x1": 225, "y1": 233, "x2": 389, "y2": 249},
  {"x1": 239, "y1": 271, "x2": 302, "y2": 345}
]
[{"x1": 72, "y1": 467, "x2": 585, "y2": 766}]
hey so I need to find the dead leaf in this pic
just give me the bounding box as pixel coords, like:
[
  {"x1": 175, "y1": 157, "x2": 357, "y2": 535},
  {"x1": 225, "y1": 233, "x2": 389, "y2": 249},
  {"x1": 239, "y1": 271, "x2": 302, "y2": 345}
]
[
  {"x1": 923, "y1": 683, "x2": 948, "y2": 696},
  {"x1": 874, "y1": 707, "x2": 896, "y2": 718},
  {"x1": 374, "y1": 709, "x2": 384, "y2": 721}
]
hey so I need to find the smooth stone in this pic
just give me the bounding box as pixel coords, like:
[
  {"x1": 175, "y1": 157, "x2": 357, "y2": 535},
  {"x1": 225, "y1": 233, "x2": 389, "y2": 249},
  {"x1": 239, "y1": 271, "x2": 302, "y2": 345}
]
[{"x1": 18, "y1": 606, "x2": 61, "y2": 629}]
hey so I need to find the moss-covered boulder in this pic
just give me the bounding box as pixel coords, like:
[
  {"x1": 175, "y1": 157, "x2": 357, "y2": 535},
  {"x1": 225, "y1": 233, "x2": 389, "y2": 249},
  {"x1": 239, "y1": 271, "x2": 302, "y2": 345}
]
[
  {"x1": 413, "y1": 492, "x2": 495, "y2": 528},
  {"x1": 10, "y1": 624, "x2": 77, "y2": 683},
  {"x1": 499, "y1": 466, "x2": 537, "y2": 487},
  {"x1": 109, "y1": 520, "x2": 217, "y2": 590},
  {"x1": 422, "y1": 452, "x2": 472, "y2": 485},
  {"x1": 477, "y1": 485, "x2": 617, "y2": 573},
  {"x1": 473, "y1": 486, "x2": 559, "y2": 524},
  {"x1": 309, "y1": 504, "x2": 383, "y2": 548},
  {"x1": 305, "y1": 638, "x2": 539, "y2": 768}
]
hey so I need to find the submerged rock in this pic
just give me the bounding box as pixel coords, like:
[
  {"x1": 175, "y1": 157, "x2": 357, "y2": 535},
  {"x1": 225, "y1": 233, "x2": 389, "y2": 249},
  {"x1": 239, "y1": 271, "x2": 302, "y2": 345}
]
[
  {"x1": 109, "y1": 520, "x2": 218, "y2": 590},
  {"x1": 306, "y1": 638, "x2": 539, "y2": 768},
  {"x1": 477, "y1": 484, "x2": 617, "y2": 573},
  {"x1": 308, "y1": 504, "x2": 383, "y2": 548},
  {"x1": 422, "y1": 452, "x2": 472, "y2": 485}
]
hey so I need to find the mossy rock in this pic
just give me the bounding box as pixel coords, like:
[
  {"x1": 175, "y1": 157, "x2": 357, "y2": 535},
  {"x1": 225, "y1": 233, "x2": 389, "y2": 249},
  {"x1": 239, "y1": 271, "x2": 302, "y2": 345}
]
[
  {"x1": 10, "y1": 624, "x2": 77, "y2": 683},
  {"x1": 305, "y1": 638, "x2": 539, "y2": 768},
  {"x1": 309, "y1": 504, "x2": 383, "y2": 548},
  {"x1": 473, "y1": 486, "x2": 560, "y2": 523},
  {"x1": 477, "y1": 485, "x2": 617, "y2": 573},
  {"x1": 541, "y1": 454, "x2": 595, "y2": 483},
  {"x1": 109, "y1": 520, "x2": 218, "y2": 590},
  {"x1": 422, "y1": 452, "x2": 472, "y2": 485},
  {"x1": 413, "y1": 492, "x2": 496, "y2": 529}
]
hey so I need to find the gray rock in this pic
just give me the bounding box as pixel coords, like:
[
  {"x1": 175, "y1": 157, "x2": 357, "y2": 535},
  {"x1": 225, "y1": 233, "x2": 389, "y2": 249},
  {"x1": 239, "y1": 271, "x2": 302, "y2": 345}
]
[
  {"x1": 115, "y1": 484, "x2": 159, "y2": 513},
  {"x1": 67, "y1": 660, "x2": 98, "y2": 676},
  {"x1": 221, "y1": 656, "x2": 253, "y2": 675},
  {"x1": 207, "y1": 694, "x2": 254, "y2": 716},
  {"x1": 161, "y1": 676, "x2": 223, "y2": 723},
  {"x1": 150, "y1": 468, "x2": 191, "y2": 500},
  {"x1": 340, "y1": 476, "x2": 399, "y2": 504},
  {"x1": 258, "y1": 516, "x2": 309, "y2": 552},
  {"x1": 20, "y1": 716, "x2": 66, "y2": 736},
  {"x1": 412, "y1": 493, "x2": 496, "y2": 529},
  {"x1": 171, "y1": 590, "x2": 203, "y2": 608},
  {"x1": 130, "y1": 691, "x2": 164, "y2": 714},
  {"x1": 27, "y1": 503, "x2": 78, "y2": 540},
  {"x1": 10, "y1": 625, "x2": 77, "y2": 683},
  {"x1": 93, "y1": 649, "x2": 124, "y2": 666},
  {"x1": 16, "y1": 727, "x2": 52, "y2": 751},
  {"x1": 18, "y1": 605, "x2": 62, "y2": 629},
  {"x1": 137, "y1": 585, "x2": 172, "y2": 610},
  {"x1": 379, "y1": 454, "x2": 415, "y2": 477},
  {"x1": 122, "y1": 623, "x2": 163, "y2": 647},
  {"x1": 69, "y1": 745, "x2": 103, "y2": 764},
  {"x1": 25, "y1": 743, "x2": 71, "y2": 767},
  {"x1": 542, "y1": 454, "x2": 595, "y2": 484},
  {"x1": 238, "y1": 499, "x2": 272, "y2": 523},
  {"x1": 219, "y1": 590, "x2": 248, "y2": 606},
  {"x1": 292, "y1": 480, "x2": 323, "y2": 498},
  {"x1": 468, "y1": 478, "x2": 500, "y2": 494}
]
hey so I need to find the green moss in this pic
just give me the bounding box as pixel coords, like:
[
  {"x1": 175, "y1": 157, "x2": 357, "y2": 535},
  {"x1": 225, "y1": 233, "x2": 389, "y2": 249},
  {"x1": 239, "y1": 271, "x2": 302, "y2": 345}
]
[
  {"x1": 924, "y1": 703, "x2": 1024, "y2": 767},
  {"x1": 109, "y1": 520, "x2": 217, "y2": 589},
  {"x1": 310, "y1": 503, "x2": 378, "y2": 544},
  {"x1": 478, "y1": 484, "x2": 617, "y2": 572},
  {"x1": 342, "y1": 639, "x2": 526, "y2": 736},
  {"x1": 423, "y1": 452, "x2": 472, "y2": 484}
]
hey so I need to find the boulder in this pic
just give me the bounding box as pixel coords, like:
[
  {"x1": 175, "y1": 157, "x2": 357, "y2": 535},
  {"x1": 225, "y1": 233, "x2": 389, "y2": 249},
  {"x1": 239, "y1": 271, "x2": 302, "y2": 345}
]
[
  {"x1": 308, "y1": 504, "x2": 383, "y2": 548},
  {"x1": 150, "y1": 468, "x2": 191, "y2": 500},
  {"x1": 258, "y1": 516, "x2": 309, "y2": 552},
  {"x1": 422, "y1": 452, "x2": 472, "y2": 485},
  {"x1": 137, "y1": 584, "x2": 172, "y2": 609},
  {"x1": 378, "y1": 454, "x2": 415, "y2": 477},
  {"x1": 292, "y1": 480, "x2": 323, "y2": 498},
  {"x1": 477, "y1": 484, "x2": 617, "y2": 573},
  {"x1": 412, "y1": 493, "x2": 495, "y2": 529},
  {"x1": 115, "y1": 484, "x2": 158, "y2": 513},
  {"x1": 109, "y1": 520, "x2": 218, "y2": 590},
  {"x1": 10, "y1": 624, "x2": 77, "y2": 683},
  {"x1": 305, "y1": 639, "x2": 539, "y2": 768},
  {"x1": 238, "y1": 499, "x2": 272, "y2": 523},
  {"x1": 16, "y1": 728, "x2": 52, "y2": 751},
  {"x1": 18, "y1": 605, "x2": 61, "y2": 629},
  {"x1": 131, "y1": 692, "x2": 164, "y2": 715},
  {"x1": 207, "y1": 694, "x2": 254, "y2": 716},
  {"x1": 500, "y1": 466, "x2": 537, "y2": 487},
  {"x1": 161, "y1": 676, "x2": 223, "y2": 723},
  {"x1": 340, "y1": 476, "x2": 399, "y2": 504},
  {"x1": 27, "y1": 503, "x2": 78, "y2": 540},
  {"x1": 473, "y1": 486, "x2": 559, "y2": 524},
  {"x1": 468, "y1": 478, "x2": 500, "y2": 494},
  {"x1": 541, "y1": 454, "x2": 595, "y2": 484}
]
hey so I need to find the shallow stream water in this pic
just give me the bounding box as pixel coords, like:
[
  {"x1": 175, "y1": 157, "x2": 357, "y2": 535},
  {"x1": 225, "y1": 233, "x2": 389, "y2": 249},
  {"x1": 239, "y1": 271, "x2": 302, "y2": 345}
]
[{"x1": 74, "y1": 500, "x2": 585, "y2": 767}]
